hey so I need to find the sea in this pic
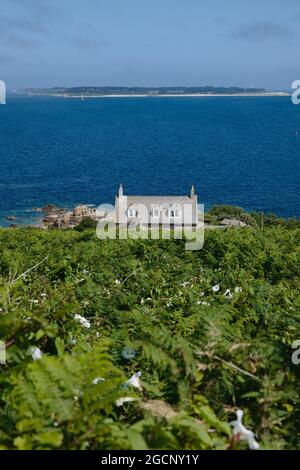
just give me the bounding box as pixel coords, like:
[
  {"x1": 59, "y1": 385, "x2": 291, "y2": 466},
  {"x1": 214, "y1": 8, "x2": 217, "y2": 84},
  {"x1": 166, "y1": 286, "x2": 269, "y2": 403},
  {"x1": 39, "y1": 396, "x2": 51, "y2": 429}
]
[{"x1": 0, "y1": 95, "x2": 299, "y2": 226}]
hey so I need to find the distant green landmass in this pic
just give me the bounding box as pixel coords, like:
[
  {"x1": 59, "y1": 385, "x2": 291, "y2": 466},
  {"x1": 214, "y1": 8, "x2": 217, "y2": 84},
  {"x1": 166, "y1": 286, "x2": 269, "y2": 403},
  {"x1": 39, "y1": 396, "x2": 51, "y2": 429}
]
[{"x1": 17, "y1": 85, "x2": 267, "y2": 96}]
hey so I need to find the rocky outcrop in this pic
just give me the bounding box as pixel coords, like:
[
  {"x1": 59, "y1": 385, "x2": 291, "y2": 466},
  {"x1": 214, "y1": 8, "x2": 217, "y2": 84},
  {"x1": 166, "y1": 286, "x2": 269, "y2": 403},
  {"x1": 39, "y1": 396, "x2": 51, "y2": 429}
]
[
  {"x1": 42, "y1": 204, "x2": 61, "y2": 213},
  {"x1": 219, "y1": 218, "x2": 247, "y2": 227},
  {"x1": 42, "y1": 204, "x2": 107, "y2": 229}
]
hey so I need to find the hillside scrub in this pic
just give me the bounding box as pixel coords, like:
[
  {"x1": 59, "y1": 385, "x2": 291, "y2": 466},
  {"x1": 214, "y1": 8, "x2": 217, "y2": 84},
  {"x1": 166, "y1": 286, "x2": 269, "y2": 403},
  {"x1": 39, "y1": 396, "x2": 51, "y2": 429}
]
[{"x1": 0, "y1": 226, "x2": 299, "y2": 450}]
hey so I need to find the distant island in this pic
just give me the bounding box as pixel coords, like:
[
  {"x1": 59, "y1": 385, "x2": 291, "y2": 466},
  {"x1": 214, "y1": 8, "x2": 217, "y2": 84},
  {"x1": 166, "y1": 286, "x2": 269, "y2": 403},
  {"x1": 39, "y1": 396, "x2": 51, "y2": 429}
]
[{"x1": 14, "y1": 86, "x2": 289, "y2": 98}]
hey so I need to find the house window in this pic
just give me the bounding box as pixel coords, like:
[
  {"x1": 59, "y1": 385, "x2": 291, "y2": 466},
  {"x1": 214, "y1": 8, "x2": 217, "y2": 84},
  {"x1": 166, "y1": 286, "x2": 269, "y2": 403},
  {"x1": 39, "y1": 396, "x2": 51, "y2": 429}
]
[
  {"x1": 152, "y1": 208, "x2": 160, "y2": 218},
  {"x1": 128, "y1": 208, "x2": 138, "y2": 217},
  {"x1": 168, "y1": 208, "x2": 181, "y2": 218}
]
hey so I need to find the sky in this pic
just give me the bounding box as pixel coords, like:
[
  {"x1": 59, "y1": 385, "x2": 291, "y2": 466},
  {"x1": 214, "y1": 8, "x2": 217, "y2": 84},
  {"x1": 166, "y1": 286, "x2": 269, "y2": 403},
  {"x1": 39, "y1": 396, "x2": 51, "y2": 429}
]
[{"x1": 0, "y1": 0, "x2": 300, "y2": 90}]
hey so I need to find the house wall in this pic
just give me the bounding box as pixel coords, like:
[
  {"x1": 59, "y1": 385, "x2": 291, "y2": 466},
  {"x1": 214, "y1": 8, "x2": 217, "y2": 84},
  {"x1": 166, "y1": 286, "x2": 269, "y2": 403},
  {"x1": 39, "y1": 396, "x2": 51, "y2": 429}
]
[{"x1": 116, "y1": 194, "x2": 198, "y2": 227}]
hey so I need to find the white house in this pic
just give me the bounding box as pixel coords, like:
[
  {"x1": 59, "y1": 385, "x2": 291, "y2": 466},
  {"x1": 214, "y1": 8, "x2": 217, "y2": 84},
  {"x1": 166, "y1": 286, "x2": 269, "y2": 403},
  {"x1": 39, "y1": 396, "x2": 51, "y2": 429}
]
[{"x1": 115, "y1": 184, "x2": 198, "y2": 228}]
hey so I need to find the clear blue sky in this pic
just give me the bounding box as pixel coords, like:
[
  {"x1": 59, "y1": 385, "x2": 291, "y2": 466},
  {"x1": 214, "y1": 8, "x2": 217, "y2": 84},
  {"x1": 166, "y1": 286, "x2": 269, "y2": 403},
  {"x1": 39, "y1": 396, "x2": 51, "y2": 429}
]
[{"x1": 1, "y1": 0, "x2": 299, "y2": 90}]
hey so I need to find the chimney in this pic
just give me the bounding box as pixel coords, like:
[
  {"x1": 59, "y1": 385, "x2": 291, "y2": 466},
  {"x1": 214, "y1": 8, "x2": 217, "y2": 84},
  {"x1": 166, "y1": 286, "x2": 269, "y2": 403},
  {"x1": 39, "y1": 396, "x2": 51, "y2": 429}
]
[
  {"x1": 118, "y1": 184, "x2": 124, "y2": 197},
  {"x1": 190, "y1": 184, "x2": 196, "y2": 198}
]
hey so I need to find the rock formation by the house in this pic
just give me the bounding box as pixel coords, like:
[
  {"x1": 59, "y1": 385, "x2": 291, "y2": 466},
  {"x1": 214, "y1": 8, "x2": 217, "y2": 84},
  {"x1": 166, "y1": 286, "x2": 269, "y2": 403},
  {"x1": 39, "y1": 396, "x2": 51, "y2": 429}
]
[{"x1": 42, "y1": 204, "x2": 103, "y2": 228}]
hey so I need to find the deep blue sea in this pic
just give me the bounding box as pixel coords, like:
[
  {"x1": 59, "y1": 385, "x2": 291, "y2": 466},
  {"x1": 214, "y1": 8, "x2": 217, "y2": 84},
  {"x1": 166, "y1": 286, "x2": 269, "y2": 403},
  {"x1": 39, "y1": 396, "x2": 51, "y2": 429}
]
[{"x1": 0, "y1": 95, "x2": 299, "y2": 226}]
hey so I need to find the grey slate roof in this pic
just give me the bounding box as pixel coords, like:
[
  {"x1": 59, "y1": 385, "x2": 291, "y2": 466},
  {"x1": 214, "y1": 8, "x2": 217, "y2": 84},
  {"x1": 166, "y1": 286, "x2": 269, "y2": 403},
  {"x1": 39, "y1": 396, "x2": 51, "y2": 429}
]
[{"x1": 126, "y1": 195, "x2": 193, "y2": 206}]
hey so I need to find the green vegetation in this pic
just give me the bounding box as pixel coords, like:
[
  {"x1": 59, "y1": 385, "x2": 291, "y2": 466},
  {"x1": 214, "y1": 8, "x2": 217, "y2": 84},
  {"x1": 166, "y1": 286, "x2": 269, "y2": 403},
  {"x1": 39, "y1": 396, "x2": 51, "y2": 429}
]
[
  {"x1": 205, "y1": 205, "x2": 300, "y2": 229},
  {"x1": 205, "y1": 205, "x2": 258, "y2": 226},
  {"x1": 0, "y1": 224, "x2": 299, "y2": 450},
  {"x1": 74, "y1": 216, "x2": 98, "y2": 231}
]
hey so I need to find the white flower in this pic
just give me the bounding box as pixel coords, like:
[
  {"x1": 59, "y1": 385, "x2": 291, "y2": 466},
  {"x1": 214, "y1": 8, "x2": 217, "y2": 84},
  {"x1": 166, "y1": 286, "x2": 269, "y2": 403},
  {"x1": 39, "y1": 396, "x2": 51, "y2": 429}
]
[
  {"x1": 92, "y1": 377, "x2": 105, "y2": 385},
  {"x1": 140, "y1": 298, "x2": 145, "y2": 305},
  {"x1": 224, "y1": 289, "x2": 233, "y2": 298},
  {"x1": 235, "y1": 287, "x2": 242, "y2": 293},
  {"x1": 231, "y1": 409, "x2": 259, "y2": 450},
  {"x1": 41, "y1": 293, "x2": 47, "y2": 298},
  {"x1": 74, "y1": 314, "x2": 91, "y2": 329},
  {"x1": 166, "y1": 302, "x2": 172, "y2": 307},
  {"x1": 197, "y1": 301, "x2": 210, "y2": 306},
  {"x1": 126, "y1": 371, "x2": 142, "y2": 390},
  {"x1": 180, "y1": 281, "x2": 189, "y2": 287},
  {"x1": 199, "y1": 291, "x2": 205, "y2": 297},
  {"x1": 115, "y1": 279, "x2": 121, "y2": 285},
  {"x1": 116, "y1": 397, "x2": 136, "y2": 407},
  {"x1": 31, "y1": 347, "x2": 42, "y2": 361},
  {"x1": 212, "y1": 284, "x2": 220, "y2": 292},
  {"x1": 29, "y1": 299, "x2": 39, "y2": 304}
]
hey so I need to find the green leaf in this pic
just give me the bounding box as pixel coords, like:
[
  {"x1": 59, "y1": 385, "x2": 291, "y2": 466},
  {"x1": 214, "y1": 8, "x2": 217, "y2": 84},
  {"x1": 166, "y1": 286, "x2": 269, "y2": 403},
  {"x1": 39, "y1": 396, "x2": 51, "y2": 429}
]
[
  {"x1": 36, "y1": 329, "x2": 45, "y2": 341},
  {"x1": 198, "y1": 406, "x2": 232, "y2": 437},
  {"x1": 35, "y1": 430, "x2": 63, "y2": 448},
  {"x1": 127, "y1": 430, "x2": 148, "y2": 450},
  {"x1": 173, "y1": 417, "x2": 213, "y2": 448},
  {"x1": 14, "y1": 436, "x2": 32, "y2": 450},
  {"x1": 242, "y1": 391, "x2": 260, "y2": 399},
  {"x1": 55, "y1": 337, "x2": 65, "y2": 356}
]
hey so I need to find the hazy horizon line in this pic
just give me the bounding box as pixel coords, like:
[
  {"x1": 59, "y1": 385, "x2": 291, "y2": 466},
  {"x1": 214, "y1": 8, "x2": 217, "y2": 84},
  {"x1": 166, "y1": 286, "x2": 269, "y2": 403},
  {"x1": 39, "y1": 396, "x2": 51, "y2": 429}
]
[{"x1": 8, "y1": 84, "x2": 290, "y2": 92}]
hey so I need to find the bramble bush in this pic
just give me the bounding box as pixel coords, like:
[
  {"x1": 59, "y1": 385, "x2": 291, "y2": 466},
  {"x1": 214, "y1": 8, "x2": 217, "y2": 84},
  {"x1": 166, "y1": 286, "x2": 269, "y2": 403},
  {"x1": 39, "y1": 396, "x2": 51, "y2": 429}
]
[{"x1": 0, "y1": 224, "x2": 299, "y2": 449}]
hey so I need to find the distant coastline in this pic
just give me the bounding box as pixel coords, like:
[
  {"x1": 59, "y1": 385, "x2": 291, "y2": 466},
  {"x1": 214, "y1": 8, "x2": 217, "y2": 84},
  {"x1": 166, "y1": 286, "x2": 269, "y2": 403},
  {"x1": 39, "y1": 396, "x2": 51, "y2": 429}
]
[
  {"x1": 13, "y1": 85, "x2": 290, "y2": 99},
  {"x1": 16, "y1": 92, "x2": 290, "y2": 99}
]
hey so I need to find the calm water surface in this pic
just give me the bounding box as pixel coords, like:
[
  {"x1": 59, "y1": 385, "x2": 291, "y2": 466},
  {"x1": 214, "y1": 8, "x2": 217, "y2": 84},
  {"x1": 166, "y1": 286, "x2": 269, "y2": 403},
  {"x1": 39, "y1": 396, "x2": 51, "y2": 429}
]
[{"x1": 0, "y1": 95, "x2": 299, "y2": 225}]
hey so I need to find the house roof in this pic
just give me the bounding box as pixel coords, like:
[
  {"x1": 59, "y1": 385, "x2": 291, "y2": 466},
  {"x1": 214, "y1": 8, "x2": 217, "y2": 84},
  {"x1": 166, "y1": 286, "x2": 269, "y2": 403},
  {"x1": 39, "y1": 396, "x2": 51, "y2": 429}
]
[{"x1": 123, "y1": 195, "x2": 194, "y2": 207}]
